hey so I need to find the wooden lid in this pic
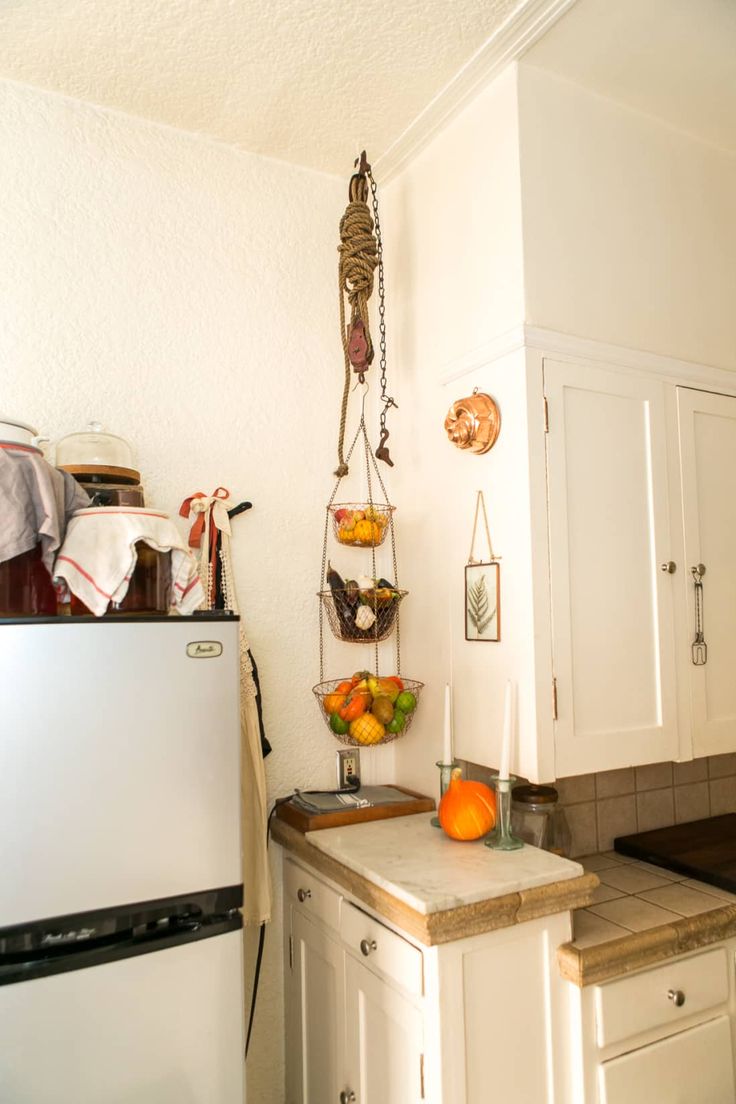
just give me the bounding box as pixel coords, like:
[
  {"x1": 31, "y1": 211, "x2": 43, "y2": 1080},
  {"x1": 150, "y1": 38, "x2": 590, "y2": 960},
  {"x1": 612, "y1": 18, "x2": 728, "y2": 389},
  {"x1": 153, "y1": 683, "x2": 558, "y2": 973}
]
[{"x1": 60, "y1": 464, "x2": 141, "y2": 484}]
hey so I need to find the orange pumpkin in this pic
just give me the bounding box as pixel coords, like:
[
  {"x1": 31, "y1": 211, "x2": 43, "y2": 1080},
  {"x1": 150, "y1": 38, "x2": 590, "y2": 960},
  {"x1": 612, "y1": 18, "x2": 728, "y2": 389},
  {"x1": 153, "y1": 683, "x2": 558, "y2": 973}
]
[{"x1": 438, "y1": 768, "x2": 496, "y2": 841}]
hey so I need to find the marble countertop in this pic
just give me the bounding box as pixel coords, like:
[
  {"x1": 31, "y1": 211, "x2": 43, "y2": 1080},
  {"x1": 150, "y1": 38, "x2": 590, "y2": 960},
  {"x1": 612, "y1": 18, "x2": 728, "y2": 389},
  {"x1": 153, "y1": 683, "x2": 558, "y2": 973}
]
[
  {"x1": 558, "y1": 850, "x2": 736, "y2": 986},
  {"x1": 272, "y1": 812, "x2": 597, "y2": 946},
  {"x1": 308, "y1": 812, "x2": 584, "y2": 914}
]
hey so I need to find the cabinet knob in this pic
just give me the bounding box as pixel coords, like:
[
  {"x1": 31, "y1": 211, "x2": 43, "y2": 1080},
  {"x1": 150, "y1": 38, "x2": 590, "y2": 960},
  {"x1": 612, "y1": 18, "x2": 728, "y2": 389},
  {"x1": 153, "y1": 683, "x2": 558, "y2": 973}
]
[
  {"x1": 340, "y1": 1091, "x2": 356, "y2": 1103},
  {"x1": 660, "y1": 561, "x2": 677, "y2": 574},
  {"x1": 360, "y1": 938, "x2": 377, "y2": 957},
  {"x1": 297, "y1": 888, "x2": 311, "y2": 903},
  {"x1": 668, "y1": 988, "x2": 686, "y2": 1007}
]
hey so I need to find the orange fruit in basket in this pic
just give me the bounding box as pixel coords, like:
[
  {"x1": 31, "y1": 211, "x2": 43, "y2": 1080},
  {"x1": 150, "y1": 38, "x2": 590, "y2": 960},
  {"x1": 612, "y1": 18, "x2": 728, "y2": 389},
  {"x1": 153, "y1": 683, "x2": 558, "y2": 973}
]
[
  {"x1": 323, "y1": 691, "x2": 347, "y2": 715},
  {"x1": 350, "y1": 713, "x2": 386, "y2": 745},
  {"x1": 340, "y1": 690, "x2": 370, "y2": 723}
]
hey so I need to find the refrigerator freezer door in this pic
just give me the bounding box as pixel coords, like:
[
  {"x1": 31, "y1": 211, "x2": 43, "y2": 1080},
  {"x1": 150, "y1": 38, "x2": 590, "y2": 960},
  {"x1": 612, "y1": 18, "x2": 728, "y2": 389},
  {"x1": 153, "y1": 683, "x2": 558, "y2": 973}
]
[
  {"x1": 0, "y1": 619, "x2": 241, "y2": 926},
  {"x1": 0, "y1": 927, "x2": 245, "y2": 1103}
]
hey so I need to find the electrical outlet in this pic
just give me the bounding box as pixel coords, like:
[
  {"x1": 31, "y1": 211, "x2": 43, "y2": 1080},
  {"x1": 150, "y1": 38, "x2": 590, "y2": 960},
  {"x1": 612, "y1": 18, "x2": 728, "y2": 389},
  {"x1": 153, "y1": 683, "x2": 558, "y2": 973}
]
[{"x1": 336, "y1": 748, "x2": 360, "y2": 789}]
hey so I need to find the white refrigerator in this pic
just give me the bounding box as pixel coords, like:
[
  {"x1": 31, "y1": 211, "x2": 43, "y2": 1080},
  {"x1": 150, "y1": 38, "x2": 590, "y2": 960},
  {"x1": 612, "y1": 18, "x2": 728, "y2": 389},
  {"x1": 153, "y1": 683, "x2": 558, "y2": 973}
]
[{"x1": 0, "y1": 614, "x2": 246, "y2": 1103}]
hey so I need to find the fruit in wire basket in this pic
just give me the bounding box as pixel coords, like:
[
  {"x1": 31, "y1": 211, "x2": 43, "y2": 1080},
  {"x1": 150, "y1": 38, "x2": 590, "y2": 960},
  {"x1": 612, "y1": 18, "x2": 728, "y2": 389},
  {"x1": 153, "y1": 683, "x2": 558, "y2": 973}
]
[
  {"x1": 371, "y1": 696, "x2": 394, "y2": 725},
  {"x1": 314, "y1": 674, "x2": 423, "y2": 746},
  {"x1": 395, "y1": 690, "x2": 417, "y2": 715},
  {"x1": 330, "y1": 503, "x2": 394, "y2": 548},
  {"x1": 323, "y1": 565, "x2": 404, "y2": 643},
  {"x1": 339, "y1": 689, "x2": 371, "y2": 723},
  {"x1": 350, "y1": 712, "x2": 386, "y2": 745},
  {"x1": 387, "y1": 710, "x2": 406, "y2": 734}
]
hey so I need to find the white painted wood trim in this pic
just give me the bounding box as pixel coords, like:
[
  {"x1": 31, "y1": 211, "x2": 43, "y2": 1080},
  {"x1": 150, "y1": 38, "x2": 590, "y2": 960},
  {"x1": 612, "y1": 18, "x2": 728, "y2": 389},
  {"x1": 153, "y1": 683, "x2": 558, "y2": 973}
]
[
  {"x1": 438, "y1": 325, "x2": 736, "y2": 391},
  {"x1": 374, "y1": 0, "x2": 576, "y2": 183},
  {"x1": 523, "y1": 326, "x2": 736, "y2": 390}
]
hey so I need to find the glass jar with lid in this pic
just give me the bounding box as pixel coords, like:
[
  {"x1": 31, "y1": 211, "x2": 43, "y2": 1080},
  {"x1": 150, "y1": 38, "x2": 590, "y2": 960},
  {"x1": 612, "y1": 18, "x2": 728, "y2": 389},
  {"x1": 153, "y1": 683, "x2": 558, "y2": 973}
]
[
  {"x1": 510, "y1": 784, "x2": 572, "y2": 857},
  {"x1": 56, "y1": 422, "x2": 139, "y2": 480},
  {"x1": 56, "y1": 422, "x2": 144, "y2": 504}
]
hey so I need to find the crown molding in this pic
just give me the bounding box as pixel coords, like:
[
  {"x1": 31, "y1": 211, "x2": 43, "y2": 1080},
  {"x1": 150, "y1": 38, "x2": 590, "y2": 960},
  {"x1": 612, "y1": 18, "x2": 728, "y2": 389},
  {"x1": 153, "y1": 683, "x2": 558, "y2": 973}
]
[
  {"x1": 523, "y1": 326, "x2": 736, "y2": 389},
  {"x1": 374, "y1": 0, "x2": 577, "y2": 184},
  {"x1": 438, "y1": 325, "x2": 526, "y2": 386},
  {"x1": 437, "y1": 323, "x2": 736, "y2": 392}
]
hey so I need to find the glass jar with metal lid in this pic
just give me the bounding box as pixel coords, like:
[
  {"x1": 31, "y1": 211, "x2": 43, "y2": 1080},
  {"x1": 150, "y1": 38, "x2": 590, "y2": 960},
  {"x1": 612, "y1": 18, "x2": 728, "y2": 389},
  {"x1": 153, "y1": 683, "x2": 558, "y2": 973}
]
[{"x1": 511, "y1": 784, "x2": 572, "y2": 856}]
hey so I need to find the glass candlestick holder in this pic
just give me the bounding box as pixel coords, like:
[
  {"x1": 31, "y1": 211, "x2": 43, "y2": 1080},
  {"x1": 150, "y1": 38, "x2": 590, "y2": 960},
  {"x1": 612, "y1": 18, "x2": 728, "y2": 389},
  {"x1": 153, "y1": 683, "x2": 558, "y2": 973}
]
[
  {"x1": 430, "y1": 760, "x2": 458, "y2": 828},
  {"x1": 485, "y1": 775, "x2": 524, "y2": 850}
]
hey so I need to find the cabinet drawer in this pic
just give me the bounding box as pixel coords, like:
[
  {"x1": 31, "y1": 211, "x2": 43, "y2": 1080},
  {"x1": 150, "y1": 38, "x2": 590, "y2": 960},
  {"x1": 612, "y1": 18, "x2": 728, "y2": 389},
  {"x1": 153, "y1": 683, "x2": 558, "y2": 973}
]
[
  {"x1": 340, "y1": 900, "x2": 423, "y2": 998},
  {"x1": 594, "y1": 947, "x2": 728, "y2": 1049},
  {"x1": 598, "y1": 1015, "x2": 735, "y2": 1103},
  {"x1": 284, "y1": 858, "x2": 341, "y2": 932}
]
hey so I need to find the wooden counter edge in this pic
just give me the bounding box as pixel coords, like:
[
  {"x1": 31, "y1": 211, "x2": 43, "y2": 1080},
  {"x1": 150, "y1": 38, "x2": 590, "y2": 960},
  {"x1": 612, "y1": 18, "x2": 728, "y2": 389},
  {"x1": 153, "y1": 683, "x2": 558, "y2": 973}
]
[
  {"x1": 271, "y1": 818, "x2": 597, "y2": 947},
  {"x1": 557, "y1": 903, "x2": 736, "y2": 987}
]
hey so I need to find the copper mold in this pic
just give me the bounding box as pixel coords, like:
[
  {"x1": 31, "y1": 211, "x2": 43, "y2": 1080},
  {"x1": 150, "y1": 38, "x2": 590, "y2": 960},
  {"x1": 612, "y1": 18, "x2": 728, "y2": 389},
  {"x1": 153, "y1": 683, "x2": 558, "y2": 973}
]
[{"x1": 445, "y1": 391, "x2": 501, "y2": 455}]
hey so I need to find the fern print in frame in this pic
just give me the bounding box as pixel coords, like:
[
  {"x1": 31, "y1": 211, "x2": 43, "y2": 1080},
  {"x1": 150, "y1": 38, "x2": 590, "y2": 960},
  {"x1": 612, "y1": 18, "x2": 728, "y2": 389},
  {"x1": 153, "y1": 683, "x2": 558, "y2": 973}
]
[{"x1": 465, "y1": 562, "x2": 500, "y2": 642}]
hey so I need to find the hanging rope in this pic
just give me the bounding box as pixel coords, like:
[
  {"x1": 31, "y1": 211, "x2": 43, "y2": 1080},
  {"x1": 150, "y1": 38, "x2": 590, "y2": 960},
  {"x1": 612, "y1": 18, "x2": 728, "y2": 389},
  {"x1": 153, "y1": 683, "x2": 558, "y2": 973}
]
[{"x1": 334, "y1": 152, "x2": 378, "y2": 476}]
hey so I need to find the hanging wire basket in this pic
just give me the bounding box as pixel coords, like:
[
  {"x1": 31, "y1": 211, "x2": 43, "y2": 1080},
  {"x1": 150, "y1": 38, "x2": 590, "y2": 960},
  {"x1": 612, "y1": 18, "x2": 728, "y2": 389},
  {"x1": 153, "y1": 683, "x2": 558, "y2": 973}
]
[
  {"x1": 329, "y1": 503, "x2": 395, "y2": 547},
  {"x1": 313, "y1": 677, "x2": 424, "y2": 747},
  {"x1": 319, "y1": 586, "x2": 407, "y2": 643}
]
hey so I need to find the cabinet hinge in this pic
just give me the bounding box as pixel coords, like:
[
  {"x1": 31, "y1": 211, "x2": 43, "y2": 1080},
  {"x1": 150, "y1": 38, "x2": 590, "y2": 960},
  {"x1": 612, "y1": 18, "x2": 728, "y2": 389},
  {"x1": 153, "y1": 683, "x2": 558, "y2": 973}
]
[
  {"x1": 420, "y1": 1054, "x2": 425, "y2": 1100},
  {"x1": 288, "y1": 935, "x2": 293, "y2": 972},
  {"x1": 552, "y1": 678, "x2": 558, "y2": 721},
  {"x1": 544, "y1": 396, "x2": 549, "y2": 433}
]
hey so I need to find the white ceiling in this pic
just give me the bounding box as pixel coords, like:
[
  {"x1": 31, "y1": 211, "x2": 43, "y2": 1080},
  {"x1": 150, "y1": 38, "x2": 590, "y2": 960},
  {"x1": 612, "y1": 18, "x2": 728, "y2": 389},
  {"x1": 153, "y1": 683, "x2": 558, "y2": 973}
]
[
  {"x1": 0, "y1": 0, "x2": 527, "y2": 175},
  {"x1": 523, "y1": 0, "x2": 736, "y2": 153}
]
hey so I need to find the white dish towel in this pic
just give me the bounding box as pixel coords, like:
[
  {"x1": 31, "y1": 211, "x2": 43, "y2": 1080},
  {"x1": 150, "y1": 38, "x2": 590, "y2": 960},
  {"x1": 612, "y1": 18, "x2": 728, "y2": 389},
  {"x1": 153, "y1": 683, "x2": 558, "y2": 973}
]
[{"x1": 54, "y1": 508, "x2": 204, "y2": 617}]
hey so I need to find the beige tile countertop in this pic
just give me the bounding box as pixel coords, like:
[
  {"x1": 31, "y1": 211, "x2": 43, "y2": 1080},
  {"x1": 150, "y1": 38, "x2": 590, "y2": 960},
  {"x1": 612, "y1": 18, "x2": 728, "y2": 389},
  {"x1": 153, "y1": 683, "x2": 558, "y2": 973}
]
[
  {"x1": 558, "y1": 849, "x2": 736, "y2": 986},
  {"x1": 272, "y1": 814, "x2": 597, "y2": 946}
]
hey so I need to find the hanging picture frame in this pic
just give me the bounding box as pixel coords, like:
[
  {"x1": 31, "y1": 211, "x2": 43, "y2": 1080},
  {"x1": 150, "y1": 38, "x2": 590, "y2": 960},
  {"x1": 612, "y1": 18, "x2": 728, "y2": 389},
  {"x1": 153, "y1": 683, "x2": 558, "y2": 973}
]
[{"x1": 465, "y1": 490, "x2": 500, "y2": 643}]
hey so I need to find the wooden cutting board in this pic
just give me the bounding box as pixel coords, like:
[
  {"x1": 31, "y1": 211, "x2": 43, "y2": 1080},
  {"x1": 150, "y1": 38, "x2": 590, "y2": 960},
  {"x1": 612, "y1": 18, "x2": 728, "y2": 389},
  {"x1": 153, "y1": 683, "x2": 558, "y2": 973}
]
[{"x1": 274, "y1": 785, "x2": 434, "y2": 833}]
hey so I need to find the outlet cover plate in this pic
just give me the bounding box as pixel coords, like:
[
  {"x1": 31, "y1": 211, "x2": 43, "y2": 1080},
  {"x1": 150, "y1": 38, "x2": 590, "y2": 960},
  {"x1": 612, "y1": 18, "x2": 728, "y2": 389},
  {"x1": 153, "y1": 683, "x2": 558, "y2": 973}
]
[{"x1": 336, "y1": 747, "x2": 360, "y2": 789}]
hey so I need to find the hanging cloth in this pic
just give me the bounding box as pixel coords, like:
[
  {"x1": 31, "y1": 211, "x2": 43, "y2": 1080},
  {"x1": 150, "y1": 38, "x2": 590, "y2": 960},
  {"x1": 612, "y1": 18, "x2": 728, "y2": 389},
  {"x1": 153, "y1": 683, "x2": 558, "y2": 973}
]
[{"x1": 180, "y1": 489, "x2": 272, "y2": 925}]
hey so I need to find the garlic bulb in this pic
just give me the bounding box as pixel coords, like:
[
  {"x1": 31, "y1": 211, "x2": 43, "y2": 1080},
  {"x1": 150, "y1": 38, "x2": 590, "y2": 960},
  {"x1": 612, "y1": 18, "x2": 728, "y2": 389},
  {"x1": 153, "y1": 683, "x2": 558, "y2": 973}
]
[{"x1": 355, "y1": 605, "x2": 376, "y2": 630}]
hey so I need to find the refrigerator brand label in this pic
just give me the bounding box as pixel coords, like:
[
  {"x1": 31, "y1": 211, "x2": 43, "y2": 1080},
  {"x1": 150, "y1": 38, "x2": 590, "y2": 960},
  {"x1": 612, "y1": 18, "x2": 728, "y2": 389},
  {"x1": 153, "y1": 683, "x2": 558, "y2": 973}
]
[{"x1": 186, "y1": 641, "x2": 223, "y2": 659}]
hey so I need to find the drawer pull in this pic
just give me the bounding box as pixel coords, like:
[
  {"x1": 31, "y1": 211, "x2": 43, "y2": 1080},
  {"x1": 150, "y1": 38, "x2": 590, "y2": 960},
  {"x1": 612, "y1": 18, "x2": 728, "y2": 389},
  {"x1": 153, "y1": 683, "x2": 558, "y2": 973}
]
[
  {"x1": 339, "y1": 1091, "x2": 356, "y2": 1103},
  {"x1": 297, "y1": 888, "x2": 312, "y2": 903},
  {"x1": 668, "y1": 988, "x2": 686, "y2": 1007},
  {"x1": 360, "y1": 938, "x2": 377, "y2": 957}
]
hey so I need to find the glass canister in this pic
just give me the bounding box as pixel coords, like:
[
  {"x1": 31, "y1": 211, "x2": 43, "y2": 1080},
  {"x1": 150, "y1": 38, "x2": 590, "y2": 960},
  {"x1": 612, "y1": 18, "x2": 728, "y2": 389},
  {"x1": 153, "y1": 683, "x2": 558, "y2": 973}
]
[
  {"x1": 510, "y1": 784, "x2": 572, "y2": 857},
  {"x1": 0, "y1": 545, "x2": 58, "y2": 617},
  {"x1": 69, "y1": 543, "x2": 172, "y2": 616}
]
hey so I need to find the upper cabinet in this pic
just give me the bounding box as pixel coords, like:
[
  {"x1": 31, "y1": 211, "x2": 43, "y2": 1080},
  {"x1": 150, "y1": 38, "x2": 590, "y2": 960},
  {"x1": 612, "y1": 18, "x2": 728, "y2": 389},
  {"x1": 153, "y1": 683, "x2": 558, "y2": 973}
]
[
  {"x1": 544, "y1": 360, "x2": 679, "y2": 777},
  {"x1": 676, "y1": 387, "x2": 736, "y2": 759},
  {"x1": 450, "y1": 344, "x2": 736, "y2": 783}
]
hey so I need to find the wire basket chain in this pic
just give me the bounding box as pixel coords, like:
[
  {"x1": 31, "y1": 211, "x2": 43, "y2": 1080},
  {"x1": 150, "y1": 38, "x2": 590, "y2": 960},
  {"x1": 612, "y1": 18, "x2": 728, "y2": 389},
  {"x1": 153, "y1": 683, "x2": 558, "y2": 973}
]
[{"x1": 363, "y1": 419, "x2": 401, "y2": 674}]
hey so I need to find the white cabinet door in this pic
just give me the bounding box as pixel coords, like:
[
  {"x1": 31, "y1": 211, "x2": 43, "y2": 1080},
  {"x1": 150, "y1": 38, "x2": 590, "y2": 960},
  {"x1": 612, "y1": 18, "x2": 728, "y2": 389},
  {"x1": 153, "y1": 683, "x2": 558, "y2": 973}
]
[
  {"x1": 677, "y1": 387, "x2": 736, "y2": 757},
  {"x1": 545, "y1": 359, "x2": 679, "y2": 775},
  {"x1": 287, "y1": 909, "x2": 344, "y2": 1104},
  {"x1": 343, "y1": 952, "x2": 424, "y2": 1104},
  {"x1": 598, "y1": 1015, "x2": 735, "y2": 1104}
]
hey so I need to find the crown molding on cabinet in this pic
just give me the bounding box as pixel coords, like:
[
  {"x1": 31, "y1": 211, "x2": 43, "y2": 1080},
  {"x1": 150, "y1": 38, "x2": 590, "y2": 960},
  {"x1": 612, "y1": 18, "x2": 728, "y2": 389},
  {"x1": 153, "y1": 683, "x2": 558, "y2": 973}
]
[
  {"x1": 374, "y1": 0, "x2": 577, "y2": 184},
  {"x1": 439, "y1": 324, "x2": 736, "y2": 394},
  {"x1": 438, "y1": 325, "x2": 527, "y2": 386}
]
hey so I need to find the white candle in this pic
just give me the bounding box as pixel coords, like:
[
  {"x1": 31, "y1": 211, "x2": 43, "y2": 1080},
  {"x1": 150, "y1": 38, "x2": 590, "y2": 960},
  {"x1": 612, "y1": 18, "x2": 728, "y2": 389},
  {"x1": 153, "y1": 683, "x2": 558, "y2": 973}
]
[
  {"x1": 499, "y1": 680, "x2": 514, "y2": 779},
  {"x1": 443, "y1": 683, "x2": 453, "y2": 765}
]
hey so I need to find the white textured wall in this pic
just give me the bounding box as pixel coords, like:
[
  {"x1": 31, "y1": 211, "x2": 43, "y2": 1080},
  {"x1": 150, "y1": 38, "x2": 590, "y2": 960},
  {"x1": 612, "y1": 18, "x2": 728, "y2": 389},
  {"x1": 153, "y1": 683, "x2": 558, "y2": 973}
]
[
  {"x1": 518, "y1": 63, "x2": 736, "y2": 371},
  {"x1": 382, "y1": 65, "x2": 525, "y2": 798},
  {"x1": 0, "y1": 78, "x2": 347, "y2": 1104}
]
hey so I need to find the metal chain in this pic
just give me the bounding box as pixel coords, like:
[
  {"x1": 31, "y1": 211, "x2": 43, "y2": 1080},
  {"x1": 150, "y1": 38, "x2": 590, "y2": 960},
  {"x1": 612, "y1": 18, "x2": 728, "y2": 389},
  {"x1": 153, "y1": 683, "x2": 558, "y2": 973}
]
[
  {"x1": 361, "y1": 419, "x2": 401, "y2": 676},
  {"x1": 367, "y1": 169, "x2": 397, "y2": 449},
  {"x1": 318, "y1": 422, "x2": 363, "y2": 683}
]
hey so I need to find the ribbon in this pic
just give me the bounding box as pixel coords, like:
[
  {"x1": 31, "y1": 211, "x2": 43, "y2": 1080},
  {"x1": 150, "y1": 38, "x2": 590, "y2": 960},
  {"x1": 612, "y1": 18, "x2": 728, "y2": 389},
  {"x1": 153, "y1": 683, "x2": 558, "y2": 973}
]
[{"x1": 179, "y1": 487, "x2": 232, "y2": 548}]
